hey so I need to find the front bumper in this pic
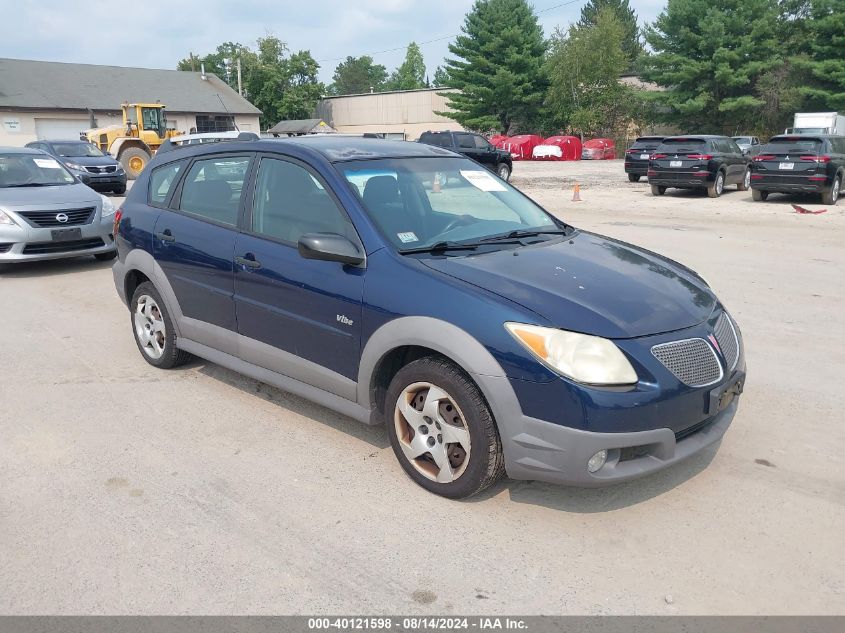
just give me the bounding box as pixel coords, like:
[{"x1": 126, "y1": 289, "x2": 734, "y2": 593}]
[{"x1": 0, "y1": 216, "x2": 116, "y2": 263}]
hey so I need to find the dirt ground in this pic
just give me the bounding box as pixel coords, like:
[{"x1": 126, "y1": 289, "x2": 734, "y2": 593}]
[{"x1": 1, "y1": 159, "x2": 843, "y2": 615}]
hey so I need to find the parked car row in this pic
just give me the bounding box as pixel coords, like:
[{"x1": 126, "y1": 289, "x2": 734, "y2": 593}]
[{"x1": 624, "y1": 133, "x2": 844, "y2": 204}]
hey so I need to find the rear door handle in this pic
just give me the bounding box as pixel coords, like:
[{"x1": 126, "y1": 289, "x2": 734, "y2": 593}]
[
  {"x1": 235, "y1": 255, "x2": 261, "y2": 269},
  {"x1": 156, "y1": 230, "x2": 175, "y2": 243}
]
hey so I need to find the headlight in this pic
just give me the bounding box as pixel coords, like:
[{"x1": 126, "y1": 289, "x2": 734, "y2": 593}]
[
  {"x1": 505, "y1": 322, "x2": 638, "y2": 385},
  {"x1": 100, "y1": 195, "x2": 115, "y2": 217},
  {"x1": 0, "y1": 209, "x2": 18, "y2": 226},
  {"x1": 64, "y1": 162, "x2": 85, "y2": 171}
]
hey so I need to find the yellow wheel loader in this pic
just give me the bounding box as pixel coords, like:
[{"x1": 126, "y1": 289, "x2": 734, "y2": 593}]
[{"x1": 84, "y1": 103, "x2": 182, "y2": 179}]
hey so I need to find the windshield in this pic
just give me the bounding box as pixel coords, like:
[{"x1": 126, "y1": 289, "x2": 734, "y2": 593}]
[
  {"x1": 765, "y1": 138, "x2": 824, "y2": 154},
  {"x1": 733, "y1": 137, "x2": 752, "y2": 144},
  {"x1": 0, "y1": 154, "x2": 76, "y2": 187},
  {"x1": 51, "y1": 142, "x2": 105, "y2": 157},
  {"x1": 339, "y1": 157, "x2": 562, "y2": 252}
]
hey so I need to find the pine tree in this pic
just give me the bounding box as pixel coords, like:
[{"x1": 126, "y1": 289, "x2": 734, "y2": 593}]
[
  {"x1": 578, "y1": 0, "x2": 642, "y2": 64},
  {"x1": 439, "y1": 0, "x2": 546, "y2": 133},
  {"x1": 799, "y1": 0, "x2": 845, "y2": 109},
  {"x1": 386, "y1": 43, "x2": 427, "y2": 91},
  {"x1": 641, "y1": 0, "x2": 781, "y2": 133}
]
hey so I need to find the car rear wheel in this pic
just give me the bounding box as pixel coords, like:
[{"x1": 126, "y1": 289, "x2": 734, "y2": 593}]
[
  {"x1": 738, "y1": 168, "x2": 751, "y2": 191},
  {"x1": 752, "y1": 188, "x2": 769, "y2": 202},
  {"x1": 650, "y1": 184, "x2": 666, "y2": 196},
  {"x1": 385, "y1": 356, "x2": 504, "y2": 499},
  {"x1": 496, "y1": 163, "x2": 511, "y2": 181},
  {"x1": 821, "y1": 175, "x2": 841, "y2": 206},
  {"x1": 628, "y1": 173, "x2": 640, "y2": 182},
  {"x1": 707, "y1": 171, "x2": 725, "y2": 198},
  {"x1": 130, "y1": 281, "x2": 191, "y2": 369}
]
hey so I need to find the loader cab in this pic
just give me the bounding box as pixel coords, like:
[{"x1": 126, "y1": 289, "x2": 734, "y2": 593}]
[{"x1": 123, "y1": 103, "x2": 168, "y2": 141}]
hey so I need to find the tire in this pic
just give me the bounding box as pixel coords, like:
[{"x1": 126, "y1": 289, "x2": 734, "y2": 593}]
[
  {"x1": 738, "y1": 168, "x2": 751, "y2": 191},
  {"x1": 650, "y1": 184, "x2": 666, "y2": 196},
  {"x1": 628, "y1": 173, "x2": 640, "y2": 182},
  {"x1": 707, "y1": 171, "x2": 725, "y2": 198},
  {"x1": 752, "y1": 188, "x2": 768, "y2": 202},
  {"x1": 821, "y1": 175, "x2": 841, "y2": 206},
  {"x1": 94, "y1": 250, "x2": 117, "y2": 261},
  {"x1": 496, "y1": 162, "x2": 511, "y2": 181},
  {"x1": 113, "y1": 185, "x2": 127, "y2": 195},
  {"x1": 129, "y1": 281, "x2": 191, "y2": 369},
  {"x1": 385, "y1": 356, "x2": 504, "y2": 499},
  {"x1": 119, "y1": 147, "x2": 151, "y2": 180}
]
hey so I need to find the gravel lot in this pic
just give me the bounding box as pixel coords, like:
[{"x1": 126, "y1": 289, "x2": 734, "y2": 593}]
[{"x1": 1, "y1": 159, "x2": 843, "y2": 615}]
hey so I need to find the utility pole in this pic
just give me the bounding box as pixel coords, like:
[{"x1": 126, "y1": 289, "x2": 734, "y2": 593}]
[{"x1": 237, "y1": 58, "x2": 243, "y2": 96}]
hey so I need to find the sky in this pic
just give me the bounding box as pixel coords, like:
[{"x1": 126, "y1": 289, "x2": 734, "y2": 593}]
[{"x1": 0, "y1": 0, "x2": 666, "y2": 85}]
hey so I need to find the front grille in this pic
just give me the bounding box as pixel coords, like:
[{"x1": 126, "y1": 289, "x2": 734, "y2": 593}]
[
  {"x1": 652, "y1": 338, "x2": 722, "y2": 387},
  {"x1": 713, "y1": 312, "x2": 739, "y2": 371},
  {"x1": 84, "y1": 165, "x2": 117, "y2": 174},
  {"x1": 18, "y1": 207, "x2": 95, "y2": 228},
  {"x1": 22, "y1": 238, "x2": 104, "y2": 255},
  {"x1": 0, "y1": 243, "x2": 12, "y2": 253}
]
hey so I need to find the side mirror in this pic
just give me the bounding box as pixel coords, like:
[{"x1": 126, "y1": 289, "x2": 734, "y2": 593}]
[{"x1": 298, "y1": 233, "x2": 364, "y2": 266}]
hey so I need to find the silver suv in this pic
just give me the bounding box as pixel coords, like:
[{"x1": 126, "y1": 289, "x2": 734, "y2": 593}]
[{"x1": 0, "y1": 147, "x2": 117, "y2": 263}]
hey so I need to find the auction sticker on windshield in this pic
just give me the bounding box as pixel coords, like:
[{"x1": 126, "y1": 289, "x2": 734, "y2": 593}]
[
  {"x1": 34, "y1": 158, "x2": 62, "y2": 169},
  {"x1": 460, "y1": 170, "x2": 507, "y2": 192},
  {"x1": 397, "y1": 232, "x2": 418, "y2": 243}
]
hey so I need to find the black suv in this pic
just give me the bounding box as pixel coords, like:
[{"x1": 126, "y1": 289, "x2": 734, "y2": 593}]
[
  {"x1": 648, "y1": 135, "x2": 750, "y2": 198},
  {"x1": 418, "y1": 131, "x2": 513, "y2": 180},
  {"x1": 623, "y1": 136, "x2": 664, "y2": 182},
  {"x1": 750, "y1": 134, "x2": 845, "y2": 205}
]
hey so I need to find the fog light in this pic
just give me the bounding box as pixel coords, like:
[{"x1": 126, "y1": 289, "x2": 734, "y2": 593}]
[{"x1": 587, "y1": 450, "x2": 608, "y2": 473}]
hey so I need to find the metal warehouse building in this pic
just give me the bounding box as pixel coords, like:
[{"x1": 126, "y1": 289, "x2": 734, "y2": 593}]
[
  {"x1": 0, "y1": 58, "x2": 261, "y2": 145},
  {"x1": 316, "y1": 87, "x2": 464, "y2": 140}
]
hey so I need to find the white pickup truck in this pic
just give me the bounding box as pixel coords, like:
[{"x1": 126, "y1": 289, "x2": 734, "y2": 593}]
[{"x1": 786, "y1": 112, "x2": 845, "y2": 135}]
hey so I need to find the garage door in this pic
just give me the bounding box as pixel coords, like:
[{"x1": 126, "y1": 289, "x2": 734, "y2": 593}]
[{"x1": 34, "y1": 118, "x2": 88, "y2": 140}]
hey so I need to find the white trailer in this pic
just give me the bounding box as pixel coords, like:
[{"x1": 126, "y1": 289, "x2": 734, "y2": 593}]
[{"x1": 786, "y1": 112, "x2": 845, "y2": 135}]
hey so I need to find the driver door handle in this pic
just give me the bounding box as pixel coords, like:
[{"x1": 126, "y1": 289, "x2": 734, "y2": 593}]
[
  {"x1": 235, "y1": 254, "x2": 261, "y2": 269},
  {"x1": 156, "y1": 230, "x2": 175, "y2": 243}
]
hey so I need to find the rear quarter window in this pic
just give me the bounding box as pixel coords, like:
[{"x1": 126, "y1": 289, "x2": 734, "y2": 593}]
[{"x1": 149, "y1": 160, "x2": 185, "y2": 206}]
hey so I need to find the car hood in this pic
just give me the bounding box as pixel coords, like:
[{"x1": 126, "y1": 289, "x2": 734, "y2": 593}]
[
  {"x1": 0, "y1": 182, "x2": 101, "y2": 209},
  {"x1": 419, "y1": 231, "x2": 716, "y2": 339},
  {"x1": 58, "y1": 155, "x2": 119, "y2": 167}
]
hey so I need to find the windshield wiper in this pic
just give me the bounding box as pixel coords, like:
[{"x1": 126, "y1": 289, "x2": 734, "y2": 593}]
[
  {"x1": 400, "y1": 241, "x2": 480, "y2": 254},
  {"x1": 2, "y1": 182, "x2": 60, "y2": 188},
  {"x1": 479, "y1": 228, "x2": 568, "y2": 243}
]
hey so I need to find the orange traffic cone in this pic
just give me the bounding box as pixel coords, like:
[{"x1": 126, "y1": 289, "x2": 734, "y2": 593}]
[
  {"x1": 572, "y1": 183, "x2": 582, "y2": 202},
  {"x1": 433, "y1": 173, "x2": 442, "y2": 193}
]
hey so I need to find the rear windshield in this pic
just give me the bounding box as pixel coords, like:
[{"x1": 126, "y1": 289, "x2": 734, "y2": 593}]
[
  {"x1": 631, "y1": 138, "x2": 663, "y2": 150},
  {"x1": 765, "y1": 137, "x2": 824, "y2": 153},
  {"x1": 656, "y1": 138, "x2": 707, "y2": 153}
]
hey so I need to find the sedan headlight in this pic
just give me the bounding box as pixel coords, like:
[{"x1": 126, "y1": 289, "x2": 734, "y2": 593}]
[
  {"x1": 100, "y1": 195, "x2": 116, "y2": 217},
  {"x1": 505, "y1": 322, "x2": 638, "y2": 385},
  {"x1": 0, "y1": 209, "x2": 18, "y2": 225}
]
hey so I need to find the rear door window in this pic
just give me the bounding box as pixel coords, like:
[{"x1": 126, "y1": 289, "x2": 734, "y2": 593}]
[{"x1": 177, "y1": 155, "x2": 251, "y2": 226}]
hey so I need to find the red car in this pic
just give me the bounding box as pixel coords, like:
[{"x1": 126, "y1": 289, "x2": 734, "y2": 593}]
[{"x1": 582, "y1": 138, "x2": 616, "y2": 160}]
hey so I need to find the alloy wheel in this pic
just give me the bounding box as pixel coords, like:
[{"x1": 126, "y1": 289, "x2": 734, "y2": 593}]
[
  {"x1": 134, "y1": 294, "x2": 166, "y2": 359},
  {"x1": 716, "y1": 173, "x2": 724, "y2": 195},
  {"x1": 394, "y1": 382, "x2": 471, "y2": 483},
  {"x1": 743, "y1": 169, "x2": 751, "y2": 190}
]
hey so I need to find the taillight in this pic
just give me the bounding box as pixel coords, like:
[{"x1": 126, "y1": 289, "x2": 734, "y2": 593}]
[
  {"x1": 800, "y1": 155, "x2": 831, "y2": 163},
  {"x1": 686, "y1": 154, "x2": 713, "y2": 160},
  {"x1": 625, "y1": 149, "x2": 636, "y2": 154},
  {"x1": 113, "y1": 208, "x2": 123, "y2": 237},
  {"x1": 651, "y1": 153, "x2": 667, "y2": 159},
  {"x1": 753, "y1": 154, "x2": 776, "y2": 161}
]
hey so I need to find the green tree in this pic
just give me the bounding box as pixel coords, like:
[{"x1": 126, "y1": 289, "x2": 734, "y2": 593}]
[
  {"x1": 386, "y1": 42, "x2": 427, "y2": 91},
  {"x1": 546, "y1": 9, "x2": 643, "y2": 136},
  {"x1": 328, "y1": 56, "x2": 388, "y2": 95},
  {"x1": 432, "y1": 66, "x2": 450, "y2": 87},
  {"x1": 578, "y1": 0, "x2": 643, "y2": 64},
  {"x1": 641, "y1": 0, "x2": 781, "y2": 133},
  {"x1": 177, "y1": 42, "x2": 251, "y2": 88},
  {"x1": 798, "y1": 0, "x2": 845, "y2": 109},
  {"x1": 439, "y1": 0, "x2": 547, "y2": 133}
]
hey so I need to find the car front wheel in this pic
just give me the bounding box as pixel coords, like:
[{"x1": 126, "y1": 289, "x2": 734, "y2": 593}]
[
  {"x1": 496, "y1": 163, "x2": 511, "y2": 181},
  {"x1": 386, "y1": 356, "x2": 504, "y2": 499},
  {"x1": 130, "y1": 281, "x2": 191, "y2": 369}
]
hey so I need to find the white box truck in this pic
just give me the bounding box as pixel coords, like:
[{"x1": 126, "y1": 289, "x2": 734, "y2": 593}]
[{"x1": 786, "y1": 112, "x2": 845, "y2": 135}]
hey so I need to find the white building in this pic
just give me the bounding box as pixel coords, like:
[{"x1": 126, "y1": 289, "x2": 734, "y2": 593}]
[{"x1": 0, "y1": 58, "x2": 261, "y2": 145}]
